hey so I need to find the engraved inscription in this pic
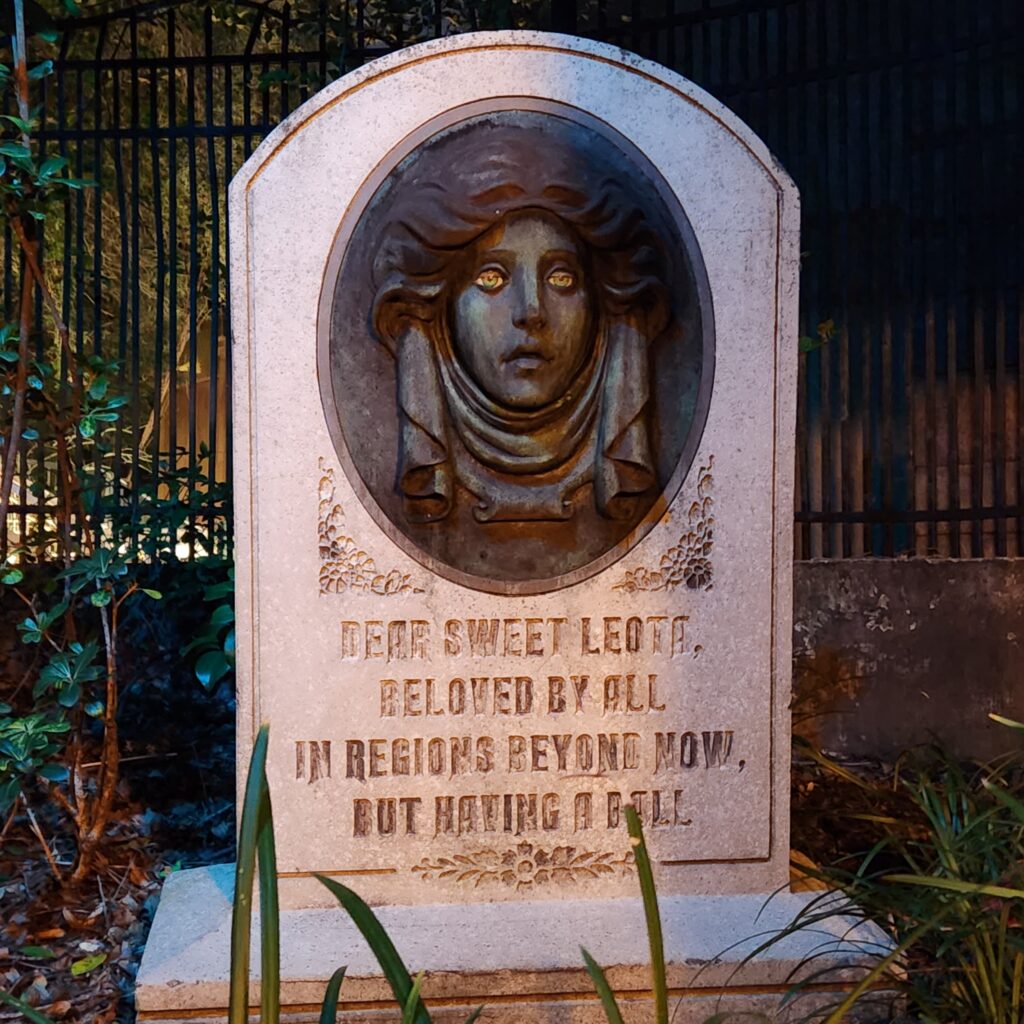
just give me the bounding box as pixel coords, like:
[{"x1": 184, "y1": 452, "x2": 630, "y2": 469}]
[
  {"x1": 295, "y1": 740, "x2": 332, "y2": 783},
  {"x1": 290, "y1": 606, "x2": 754, "y2": 882}
]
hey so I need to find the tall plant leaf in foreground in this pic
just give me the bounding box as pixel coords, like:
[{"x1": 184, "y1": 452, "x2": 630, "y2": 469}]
[
  {"x1": 580, "y1": 946, "x2": 625, "y2": 1024},
  {"x1": 584, "y1": 806, "x2": 668, "y2": 1024},
  {"x1": 316, "y1": 874, "x2": 430, "y2": 1024},
  {"x1": 0, "y1": 989, "x2": 53, "y2": 1023},
  {"x1": 625, "y1": 804, "x2": 669, "y2": 1024},
  {"x1": 402, "y1": 971, "x2": 427, "y2": 1024},
  {"x1": 229, "y1": 723, "x2": 281, "y2": 1024},
  {"x1": 319, "y1": 966, "x2": 347, "y2": 1024}
]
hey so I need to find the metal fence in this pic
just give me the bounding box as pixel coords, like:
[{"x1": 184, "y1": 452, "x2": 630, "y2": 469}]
[{"x1": 5, "y1": 0, "x2": 1022, "y2": 559}]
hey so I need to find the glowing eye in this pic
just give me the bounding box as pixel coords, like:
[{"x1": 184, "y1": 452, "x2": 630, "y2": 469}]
[
  {"x1": 475, "y1": 268, "x2": 506, "y2": 291},
  {"x1": 547, "y1": 269, "x2": 575, "y2": 290}
]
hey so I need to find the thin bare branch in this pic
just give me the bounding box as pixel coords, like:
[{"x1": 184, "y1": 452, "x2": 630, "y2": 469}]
[{"x1": 22, "y1": 795, "x2": 63, "y2": 884}]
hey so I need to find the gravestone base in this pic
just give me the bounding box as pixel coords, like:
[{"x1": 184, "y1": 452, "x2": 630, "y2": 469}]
[{"x1": 136, "y1": 864, "x2": 894, "y2": 1023}]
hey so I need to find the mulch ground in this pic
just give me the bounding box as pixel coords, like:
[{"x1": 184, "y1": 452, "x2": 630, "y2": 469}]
[{"x1": 0, "y1": 682, "x2": 234, "y2": 1023}]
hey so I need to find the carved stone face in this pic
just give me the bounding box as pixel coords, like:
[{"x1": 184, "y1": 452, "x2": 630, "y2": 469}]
[
  {"x1": 451, "y1": 211, "x2": 595, "y2": 410},
  {"x1": 327, "y1": 108, "x2": 712, "y2": 590}
]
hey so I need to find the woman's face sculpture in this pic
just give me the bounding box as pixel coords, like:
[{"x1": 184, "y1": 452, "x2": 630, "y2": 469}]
[
  {"x1": 451, "y1": 210, "x2": 595, "y2": 410},
  {"x1": 326, "y1": 108, "x2": 711, "y2": 591}
]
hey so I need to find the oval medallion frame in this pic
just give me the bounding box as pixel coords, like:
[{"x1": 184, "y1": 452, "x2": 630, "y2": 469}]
[{"x1": 317, "y1": 96, "x2": 715, "y2": 595}]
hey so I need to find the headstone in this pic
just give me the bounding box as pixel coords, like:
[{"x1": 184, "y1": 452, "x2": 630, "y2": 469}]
[{"x1": 137, "y1": 32, "x2": 884, "y2": 1023}]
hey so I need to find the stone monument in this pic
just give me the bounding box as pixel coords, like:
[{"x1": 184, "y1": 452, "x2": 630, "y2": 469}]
[{"x1": 137, "y1": 31, "x2": 883, "y2": 1023}]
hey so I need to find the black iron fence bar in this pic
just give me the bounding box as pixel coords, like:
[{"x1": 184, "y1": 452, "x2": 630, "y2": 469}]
[{"x1": 4, "y1": 0, "x2": 1019, "y2": 561}]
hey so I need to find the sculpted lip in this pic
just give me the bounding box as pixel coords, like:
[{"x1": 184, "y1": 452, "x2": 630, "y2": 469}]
[{"x1": 504, "y1": 345, "x2": 551, "y2": 371}]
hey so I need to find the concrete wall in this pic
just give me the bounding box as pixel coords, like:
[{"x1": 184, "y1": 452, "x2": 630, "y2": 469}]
[{"x1": 793, "y1": 559, "x2": 1024, "y2": 761}]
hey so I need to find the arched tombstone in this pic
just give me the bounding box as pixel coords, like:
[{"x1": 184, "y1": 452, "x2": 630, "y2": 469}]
[{"x1": 138, "y1": 32, "x2": 884, "y2": 1023}]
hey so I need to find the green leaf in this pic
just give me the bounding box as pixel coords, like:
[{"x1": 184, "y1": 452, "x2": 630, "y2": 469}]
[
  {"x1": 256, "y1": 758, "x2": 280, "y2": 1024},
  {"x1": 229, "y1": 724, "x2": 273, "y2": 1024},
  {"x1": 37, "y1": 763, "x2": 68, "y2": 781},
  {"x1": 882, "y1": 873, "x2": 1024, "y2": 901},
  {"x1": 78, "y1": 417, "x2": 95, "y2": 438},
  {"x1": 581, "y1": 947, "x2": 625, "y2": 1024},
  {"x1": 2, "y1": 568, "x2": 24, "y2": 585},
  {"x1": 195, "y1": 649, "x2": 231, "y2": 690},
  {"x1": 28, "y1": 61, "x2": 54, "y2": 81},
  {"x1": 87, "y1": 377, "x2": 108, "y2": 400},
  {"x1": 0, "y1": 989, "x2": 55, "y2": 1024},
  {"x1": 27, "y1": 375, "x2": 43, "y2": 389},
  {"x1": 71, "y1": 953, "x2": 106, "y2": 976},
  {"x1": 56, "y1": 681, "x2": 81, "y2": 708},
  {"x1": 83, "y1": 701, "x2": 104, "y2": 718},
  {"x1": 90, "y1": 589, "x2": 112, "y2": 607},
  {"x1": 319, "y1": 965, "x2": 347, "y2": 1024},
  {"x1": 0, "y1": 142, "x2": 30, "y2": 159},
  {"x1": 315, "y1": 874, "x2": 429, "y2": 1024},
  {"x1": 21, "y1": 945, "x2": 57, "y2": 959},
  {"x1": 989, "y1": 712, "x2": 1024, "y2": 732},
  {"x1": 142, "y1": 589, "x2": 163, "y2": 600},
  {"x1": 0, "y1": 778, "x2": 21, "y2": 815},
  {"x1": 21, "y1": 428, "x2": 39, "y2": 440},
  {"x1": 0, "y1": 115, "x2": 35, "y2": 132},
  {"x1": 625, "y1": 805, "x2": 667, "y2": 1024},
  {"x1": 210, "y1": 603, "x2": 234, "y2": 627},
  {"x1": 461, "y1": 1006, "x2": 485, "y2": 1024},
  {"x1": 38, "y1": 156, "x2": 68, "y2": 179},
  {"x1": 982, "y1": 775, "x2": 1024, "y2": 825},
  {"x1": 402, "y1": 971, "x2": 426, "y2": 1024}
]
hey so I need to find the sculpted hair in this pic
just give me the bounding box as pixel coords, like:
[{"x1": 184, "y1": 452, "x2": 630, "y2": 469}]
[
  {"x1": 371, "y1": 114, "x2": 675, "y2": 352},
  {"x1": 362, "y1": 111, "x2": 679, "y2": 526}
]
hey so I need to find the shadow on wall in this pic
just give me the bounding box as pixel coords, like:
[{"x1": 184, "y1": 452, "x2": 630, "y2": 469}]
[{"x1": 793, "y1": 558, "x2": 1024, "y2": 760}]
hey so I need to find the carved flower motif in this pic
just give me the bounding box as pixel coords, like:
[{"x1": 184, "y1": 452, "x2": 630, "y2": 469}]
[
  {"x1": 684, "y1": 556, "x2": 713, "y2": 590},
  {"x1": 612, "y1": 458, "x2": 715, "y2": 594},
  {"x1": 411, "y1": 843, "x2": 634, "y2": 891},
  {"x1": 317, "y1": 460, "x2": 423, "y2": 595}
]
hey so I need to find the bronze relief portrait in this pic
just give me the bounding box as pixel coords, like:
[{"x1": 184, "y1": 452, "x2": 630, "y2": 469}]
[{"x1": 321, "y1": 106, "x2": 713, "y2": 593}]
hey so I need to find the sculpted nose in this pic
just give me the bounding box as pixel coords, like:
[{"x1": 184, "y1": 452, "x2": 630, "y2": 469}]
[{"x1": 512, "y1": 272, "x2": 545, "y2": 330}]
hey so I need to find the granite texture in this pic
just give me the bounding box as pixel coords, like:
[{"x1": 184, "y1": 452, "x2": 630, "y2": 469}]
[{"x1": 227, "y1": 30, "x2": 800, "y2": 910}]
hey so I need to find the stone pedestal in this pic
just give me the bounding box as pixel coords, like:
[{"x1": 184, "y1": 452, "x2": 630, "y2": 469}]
[{"x1": 137, "y1": 864, "x2": 892, "y2": 1023}]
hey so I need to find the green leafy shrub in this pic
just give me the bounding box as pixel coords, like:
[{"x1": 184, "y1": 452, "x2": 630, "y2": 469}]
[{"x1": 784, "y1": 716, "x2": 1024, "y2": 1023}]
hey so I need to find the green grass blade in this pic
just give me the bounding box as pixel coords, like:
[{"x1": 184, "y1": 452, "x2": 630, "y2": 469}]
[
  {"x1": 461, "y1": 1004, "x2": 485, "y2": 1024},
  {"x1": 258, "y1": 783, "x2": 281, "y2": 1023},
  {"x1": 983, "y1": 776, "x2": 1024, "y2": 826},
  {"x1": 883, "y1": 873, "x2": 1024, "y2": 901},
  {"x1": 989, "y1": 712, "x2": 1024, "y2": 732},
  {"x1": 822, "y1": 917, "x2": 945, "y2": 1024},
  {"x1": 319, "y1": 966, "x2": 347, "y2": 1024},
  {"x1": 315, "y1": 874, "x2": 429, "y2": 1024},
  {"x1": 402, "y1": 971, "x2": 426, "y2": 1024},
  {"x1": 0, "y1": 990, "x2": 54, "y2": 1023},
  {"x1": 625, "y1": 805, "x2": 668, "y2": 1024},
  {"x1": 581, "y1": 946, "x2": 626, "y2": 1024},
  {"x1": 230, "y1": 723, "x2": 271, "y2": 1024}
]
